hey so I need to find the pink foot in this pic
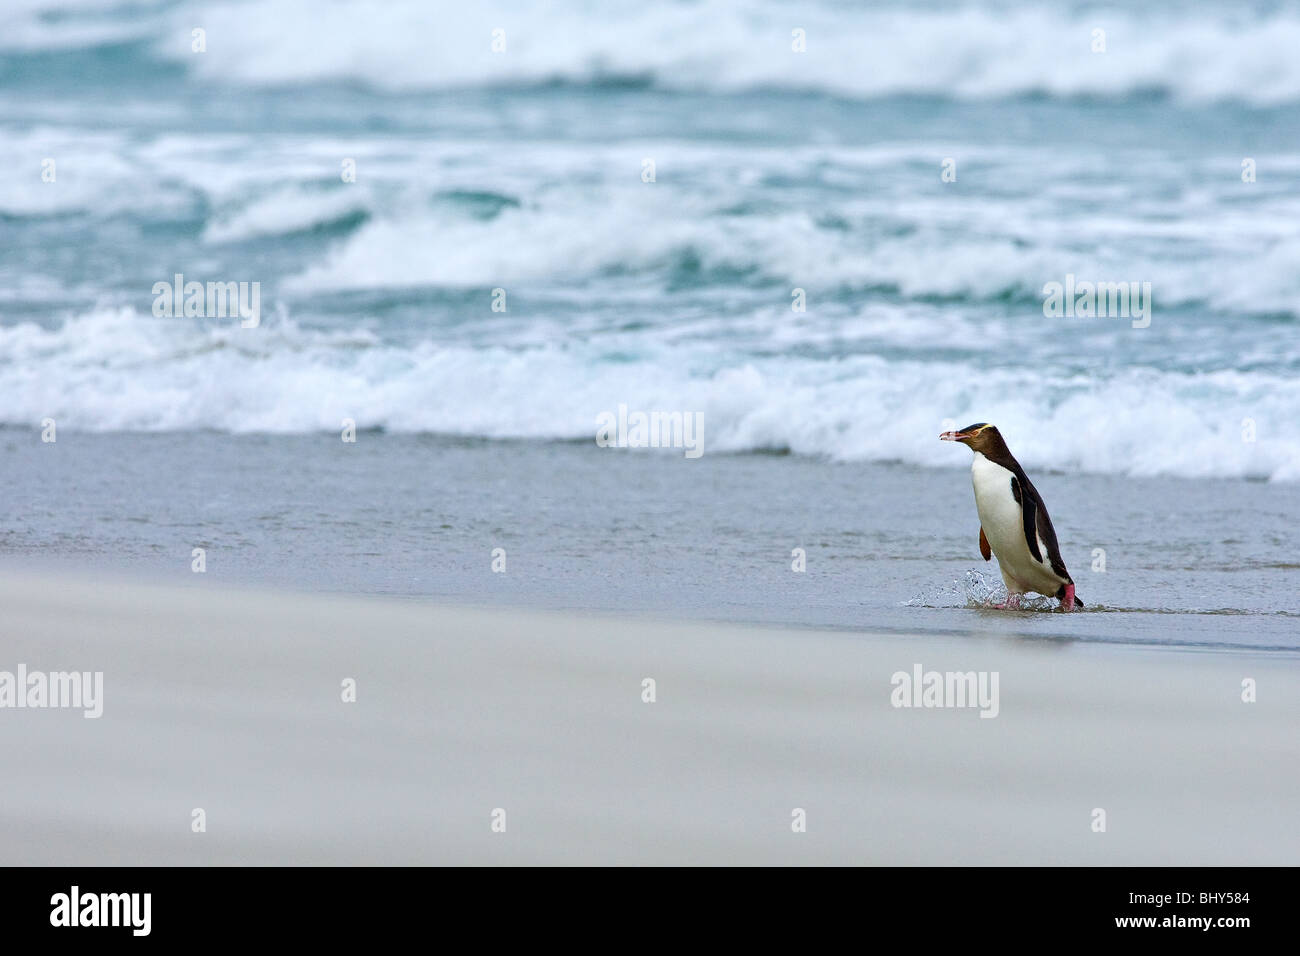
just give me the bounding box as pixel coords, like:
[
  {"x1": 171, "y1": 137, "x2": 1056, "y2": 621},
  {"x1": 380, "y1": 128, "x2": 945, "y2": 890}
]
[
  {"x1": 992, "y1": 593, "x2": 1022, "y2": 610},
  {"x1": 1061, "y1": 583, "x2": 1076, "y2": 612}
]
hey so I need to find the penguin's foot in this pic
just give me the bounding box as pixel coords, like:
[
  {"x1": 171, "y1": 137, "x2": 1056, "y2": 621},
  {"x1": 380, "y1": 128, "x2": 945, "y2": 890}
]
[
  {"x1": 993, "y1": 593, "x2": 1022, "y2": 610},
  {"x1": 1061, "y1": 583, "x2": 1077, "y2": 612}
]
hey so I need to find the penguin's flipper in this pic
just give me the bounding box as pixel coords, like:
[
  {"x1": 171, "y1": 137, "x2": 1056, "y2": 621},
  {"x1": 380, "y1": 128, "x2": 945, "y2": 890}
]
[
  {"x1": 979, "y1": 527, "x2": 991, "y2": 561},
  {"x1": 1009, "y1": 474, "x2": 1043, "y2": 562},
  {"x1": 1035, "y1": 498, "x2": 1072, "y2": 580}
]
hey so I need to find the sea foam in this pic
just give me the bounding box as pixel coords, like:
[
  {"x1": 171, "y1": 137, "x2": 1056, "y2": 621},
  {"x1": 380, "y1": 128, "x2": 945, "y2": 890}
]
[{"x1": 5, "y1": 308, "x2": 1297, "y2": 481}]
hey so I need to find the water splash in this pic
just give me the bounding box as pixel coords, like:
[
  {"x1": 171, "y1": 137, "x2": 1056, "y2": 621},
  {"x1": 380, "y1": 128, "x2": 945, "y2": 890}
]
[
  {"x1": 967, "y1": 569, "x2": 1076, "y2": 612},
  {"x1": 906, "y1": 569, "x2": 1069, "y2": 611}
]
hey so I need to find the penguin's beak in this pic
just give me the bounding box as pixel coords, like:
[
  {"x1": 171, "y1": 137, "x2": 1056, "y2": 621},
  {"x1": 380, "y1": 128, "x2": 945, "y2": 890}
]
[{"x1": 939, "y1": 430, "x2": 966, "y2": 442}]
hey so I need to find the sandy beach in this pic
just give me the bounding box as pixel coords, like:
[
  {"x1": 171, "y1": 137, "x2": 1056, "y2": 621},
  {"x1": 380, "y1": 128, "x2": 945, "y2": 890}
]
[{"x1": 2, "y1": 571, "x2": 1295, "y2": 866}]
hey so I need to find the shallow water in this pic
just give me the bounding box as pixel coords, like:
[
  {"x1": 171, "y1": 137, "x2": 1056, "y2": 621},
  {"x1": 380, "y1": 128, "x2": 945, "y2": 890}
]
[{"x1": 5, "y1": 431, "x2": 1297, "y2": 652}]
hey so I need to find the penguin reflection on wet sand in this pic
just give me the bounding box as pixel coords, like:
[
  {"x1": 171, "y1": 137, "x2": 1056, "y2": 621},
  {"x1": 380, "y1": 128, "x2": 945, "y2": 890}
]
[{"x1": 940, "y1": 423, "x2": 1083, "y2": 611}]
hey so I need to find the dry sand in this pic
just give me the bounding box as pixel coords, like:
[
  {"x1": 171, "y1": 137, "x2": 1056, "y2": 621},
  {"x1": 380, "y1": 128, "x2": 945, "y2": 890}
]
[{"x1": 1, "y1": 572, "x2": 1296, "y2": 865}]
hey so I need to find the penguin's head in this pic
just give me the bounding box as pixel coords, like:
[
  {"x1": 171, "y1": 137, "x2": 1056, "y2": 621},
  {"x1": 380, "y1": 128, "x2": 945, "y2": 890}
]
[{"x1": 939, "y1": 422, "x2": 999, "y2": 451}]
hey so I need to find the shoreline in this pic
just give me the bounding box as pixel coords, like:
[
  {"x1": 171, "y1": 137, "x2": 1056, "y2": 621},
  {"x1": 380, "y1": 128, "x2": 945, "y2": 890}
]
[
  {"x1": 7, "y1": 433, "x2": 1299, "y2": 654},
  {"x1": 6, "y1": 553, "x2": 1298, "y2": 659}
]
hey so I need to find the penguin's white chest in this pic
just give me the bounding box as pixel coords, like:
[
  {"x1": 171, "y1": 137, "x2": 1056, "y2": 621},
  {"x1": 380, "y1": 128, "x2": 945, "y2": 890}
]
[
  {"x1": 971, "y1": 455, "x2": 1024, "y2": 551},
  {"x1": 970, "y1": 453, "x2": 1057, "y2": 594}
]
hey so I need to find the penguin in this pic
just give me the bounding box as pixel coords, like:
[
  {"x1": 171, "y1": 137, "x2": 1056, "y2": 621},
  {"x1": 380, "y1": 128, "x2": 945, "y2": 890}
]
[{"x1": 939, "y1": 423, "x2": 1083, "y2": 611}]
